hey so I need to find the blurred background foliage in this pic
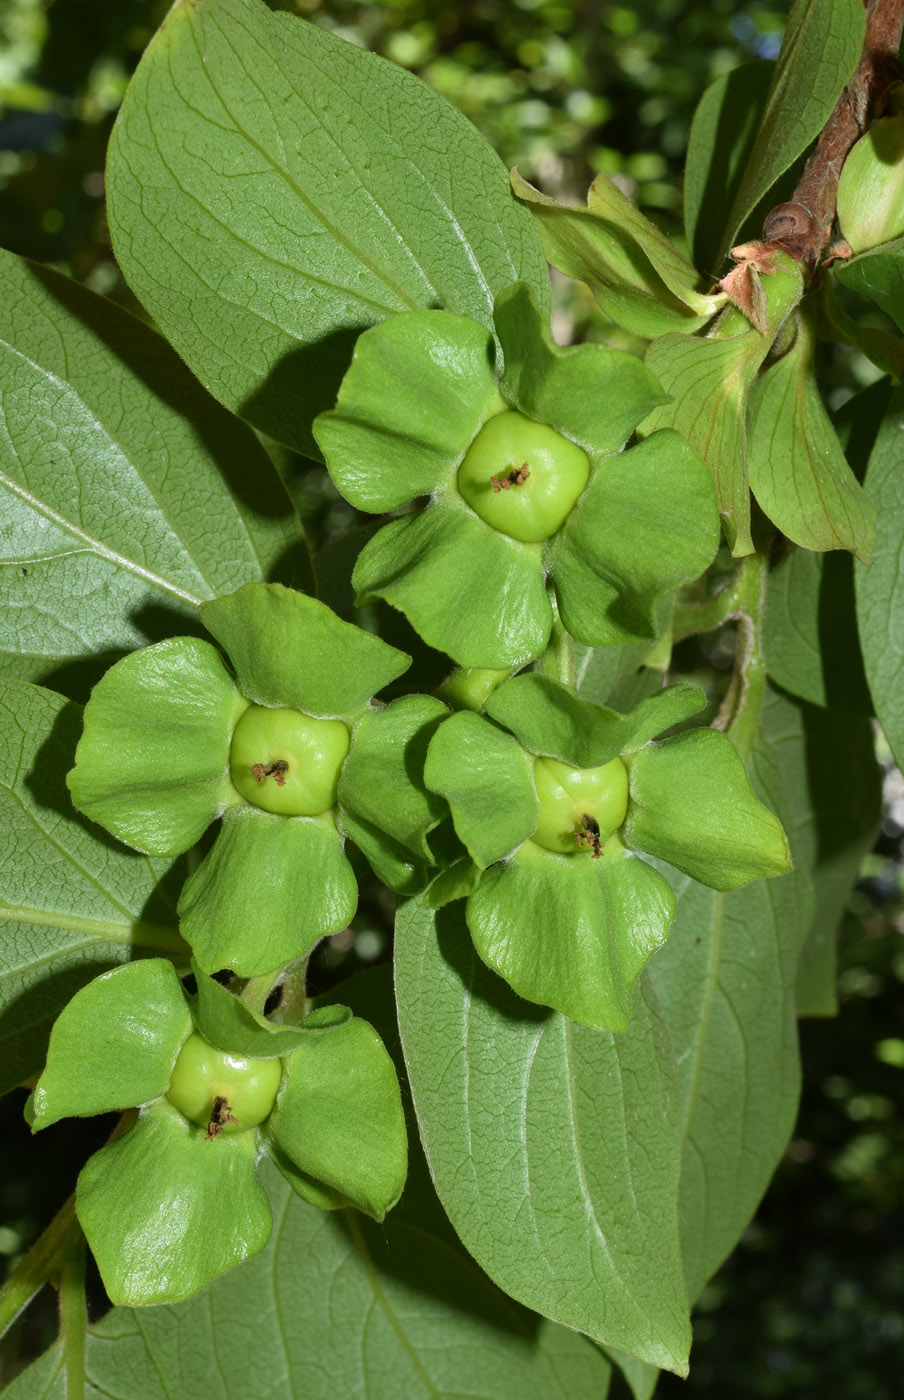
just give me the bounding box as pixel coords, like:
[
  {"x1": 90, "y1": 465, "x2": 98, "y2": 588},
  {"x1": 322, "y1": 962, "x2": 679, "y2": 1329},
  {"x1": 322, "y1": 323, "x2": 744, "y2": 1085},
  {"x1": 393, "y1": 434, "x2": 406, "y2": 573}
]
[{"x1": 1, "y1": 1, "x2": 903, "y2": 1395}]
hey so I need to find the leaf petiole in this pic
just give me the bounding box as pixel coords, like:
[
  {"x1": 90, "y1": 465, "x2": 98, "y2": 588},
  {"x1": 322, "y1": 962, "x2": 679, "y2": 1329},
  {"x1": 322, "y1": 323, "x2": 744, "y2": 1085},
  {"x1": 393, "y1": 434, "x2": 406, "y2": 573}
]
[
  {"x1": 60, "y1": 1233, "x2": 87, "y2": 1400},
  {"x1": 536, "y1": 592, "x2": 576, "y2": 689},
  {"x1": 672, "y1": 554, "x2": 767, "y2": 761},
  {"x1": 0, "y1": 1195, "x2": 82, "y2": 1342}
]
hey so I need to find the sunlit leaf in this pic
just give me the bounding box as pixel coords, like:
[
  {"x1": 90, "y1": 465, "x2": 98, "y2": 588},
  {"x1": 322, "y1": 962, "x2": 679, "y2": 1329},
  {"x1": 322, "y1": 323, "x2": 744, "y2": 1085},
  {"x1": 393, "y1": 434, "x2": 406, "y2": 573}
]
[
  {"x1": 0, "y1": 249, "x2": 304, "y2": 696},
  {"x1": 395, "y1": 895, "x2": 691, "y2": 1375},
  {"x1": 716, "y1": 0, "x2": 865, "y2": 265},
  {"x1": 106, "y1": 0, "x2": 549, "y2": 457}
]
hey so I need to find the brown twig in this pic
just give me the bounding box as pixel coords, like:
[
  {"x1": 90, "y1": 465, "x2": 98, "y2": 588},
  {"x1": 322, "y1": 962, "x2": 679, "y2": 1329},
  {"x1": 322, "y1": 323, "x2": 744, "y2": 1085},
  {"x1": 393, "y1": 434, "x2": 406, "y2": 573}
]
[{"x1": 764, "y1": 0, "x2": 904, "y2": 263}]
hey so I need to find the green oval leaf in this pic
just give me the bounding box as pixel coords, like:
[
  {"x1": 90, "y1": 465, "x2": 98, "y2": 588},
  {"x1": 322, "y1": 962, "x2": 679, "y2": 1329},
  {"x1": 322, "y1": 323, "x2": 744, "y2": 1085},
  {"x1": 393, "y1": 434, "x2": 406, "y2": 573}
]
[
  {"x1": 425, "y1": 710, "x2": 537, "y2": 869},
  {"x1": 553, "y1": 429, "x2": 720, "y2": 642},
  {"x1": 485, "y1": 673, "x2": 706, "y2": 768},
  {"x1": 748, "y1": 320, "x2": 876, "y2": 563},
  {"x1": 466, "y1": 841, "x2": 675, "y2": 1030},
  {"x1": 106, "y1": 0, "x2": 549, "y2": 458},
  {"x1": 493, "y1": 281, "x2": 668, "y2": 450},
  {"x1": 339, "y1": 694, "x2": 449, "y2": 862},
  {"x1": 314, "y1": 311, "x2": 500, "y2": 511},
  {"x1": 511, "y1": 170, "x2": 721, "y2": 337},
  {"x1": 624, "y1": 727, "x2": 792, "y2": 890},
  {"x1": 395, "y1": 895, "x2": 691, "y2": 1375},
  {"x1": 353, "y1": 503, "x2": 553, "y2": 669},
  {"x1": 646, "y1": 686, "x2": 815, "y2": 1299},
  {"x1": 0, "y1": 249, "x2": 305, "y2": 690},
  {"x1": 641, "y1": 255, "x2": 805, "y2": 558},
  {"x1": 684, "y1": 61, "x2": 774, "y2": 275},
  {"x1": 836, "y1": 236, "x2": 904, "y2": 331},
  {"x1": 716, "y1": 0, "x2": 866, "y2": 266},
  {"x1": 763, "y1": 546, "x2": 872, "y2": 711}
]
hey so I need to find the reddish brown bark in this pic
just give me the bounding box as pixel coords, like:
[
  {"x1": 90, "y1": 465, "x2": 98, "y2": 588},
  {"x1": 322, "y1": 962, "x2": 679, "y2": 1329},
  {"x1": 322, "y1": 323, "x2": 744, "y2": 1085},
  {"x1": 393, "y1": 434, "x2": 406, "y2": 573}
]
[{"x1": 764, "y1": 0, "x2": 904, "y2": 265}]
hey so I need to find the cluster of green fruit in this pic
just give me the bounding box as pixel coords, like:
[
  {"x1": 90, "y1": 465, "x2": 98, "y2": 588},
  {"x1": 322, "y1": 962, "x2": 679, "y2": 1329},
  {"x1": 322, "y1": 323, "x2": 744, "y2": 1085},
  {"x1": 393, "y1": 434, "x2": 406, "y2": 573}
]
[{"x1": 31, "y1": 280, "x2": 792, "y2": 1306}]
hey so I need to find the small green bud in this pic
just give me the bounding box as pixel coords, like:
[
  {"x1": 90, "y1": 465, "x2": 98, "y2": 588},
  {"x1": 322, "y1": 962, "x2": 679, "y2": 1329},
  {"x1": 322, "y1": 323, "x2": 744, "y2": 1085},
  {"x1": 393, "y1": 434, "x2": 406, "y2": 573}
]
[
  {"x1": 229, "y1": 705, "x2": 350, "y2": 817},
  {"x1": 457, "y1": 410, "x2": 590, "y2": 543},
  {"x1": 166, "y1": 1033, "x2": 282, "y2": 1136},
  {"x1": 837, "y1": 113, "x2": 904, "y2": 254},
  {"x1": 532, "y1": 755, "x2": 629, "y2": 856}
]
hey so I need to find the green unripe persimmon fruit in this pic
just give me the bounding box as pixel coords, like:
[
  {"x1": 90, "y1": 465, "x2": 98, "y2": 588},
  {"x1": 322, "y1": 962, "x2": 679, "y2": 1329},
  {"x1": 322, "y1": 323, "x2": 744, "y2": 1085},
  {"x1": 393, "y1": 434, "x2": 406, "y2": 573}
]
[
  {"x1": 532, "y1": 755, "x2": 629, "y2": 856},
  {"x1": 457, "y1": 410, "x2": 590, "y2": 543},
  {"x1": 229, "y1": 705, "x2": 350, "y2": 817},
  {"x1": 166, "y1": 1033, "x2": 282, "y2": 1135},
  {"x1": 836, "y1": 112, "x2": 904, "y2": 254}
]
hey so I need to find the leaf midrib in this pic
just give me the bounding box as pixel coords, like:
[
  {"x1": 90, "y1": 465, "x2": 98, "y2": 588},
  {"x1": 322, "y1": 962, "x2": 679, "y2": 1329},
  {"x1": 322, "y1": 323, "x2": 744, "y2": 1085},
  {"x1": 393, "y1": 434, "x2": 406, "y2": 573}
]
[
  {"x1": 0, "y1": 903, "x2": 183, "y2": 954},
  {"x1": 344, "y1": 1210, "x2": 442, "y2": 1397},
  {"x1": 186, "y1": 8, "x2": 427, "y2": 315},
  {"x1": 0, "y1": 360, "x2": 207, "y2": 612}
]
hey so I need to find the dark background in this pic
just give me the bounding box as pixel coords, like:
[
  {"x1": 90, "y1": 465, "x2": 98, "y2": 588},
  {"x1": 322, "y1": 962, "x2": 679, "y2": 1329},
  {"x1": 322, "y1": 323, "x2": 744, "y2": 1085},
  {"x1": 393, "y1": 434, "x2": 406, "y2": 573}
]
[{"x1": 1, "y1": 1, "x2": 902, "y2": 1394}]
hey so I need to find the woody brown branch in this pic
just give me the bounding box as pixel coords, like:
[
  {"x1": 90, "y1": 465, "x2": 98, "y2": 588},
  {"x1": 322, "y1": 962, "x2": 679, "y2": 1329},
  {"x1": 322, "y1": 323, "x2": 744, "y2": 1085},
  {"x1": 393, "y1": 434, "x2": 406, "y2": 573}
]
[{"x1": 763, "y1": 0, "x2": 904, "y2": 264}]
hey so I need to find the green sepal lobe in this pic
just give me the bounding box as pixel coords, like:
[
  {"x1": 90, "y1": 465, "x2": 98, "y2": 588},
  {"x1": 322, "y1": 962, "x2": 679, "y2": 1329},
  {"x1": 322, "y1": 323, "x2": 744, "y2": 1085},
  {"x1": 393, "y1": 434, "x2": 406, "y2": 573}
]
[{"x1": 30, "y1": 960, "x2": 191, "y2": 1130}]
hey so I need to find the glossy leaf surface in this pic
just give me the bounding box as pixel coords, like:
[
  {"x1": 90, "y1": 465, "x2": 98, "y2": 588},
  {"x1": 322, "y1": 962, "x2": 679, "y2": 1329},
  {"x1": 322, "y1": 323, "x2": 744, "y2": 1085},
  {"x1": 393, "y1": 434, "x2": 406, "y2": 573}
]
[
  {"x1": 684, "y1": 61, "x2": 773, "y2": 275},
  {"x1": 268, "y1": 1016, "x2": 407, "y2": 1219},
  {"x1": 67, "y1": 638, "x2": 245, "y2": 858},
  {"x1": 493, "y1": 281, "x2": 668, "y2": 447},
  {"x1": 9, "y1": 968, "x2": 613, "y2": 1399},
  {"x1": 30, "y1": 960, "x2": 190, "y2": 1128},
  {"x1": 643, "y1": 259, "x2": 803, "y2": 556},
  {"x1": 425, "y1": 710, "x2": 537, "y2": 868},
  {"x1": 624, "y1": 727, "x2": 791, "y2": 891},
  {"x1": 748, "y1": 322, "x2": 875, "y2": 563},
  {"x1": 466, "y1": 842, "x2": 674, "y2": 1030},
  {"x1": 77, "y1": 1098, "x2": 271, "y2": 1306},
  {"x1": 178, "y1": 808, "x2": 357, "y2": 976},
  {"x1": 314, "y1": 311, "x2": 500, "y2": 510},
  {"x1": 552, "y1": 429, "x2": 720, "y2": 643},
  {"x1": 716, "y1": 0, "x2": 865, "y2": 264},
  {"x1": 200, "y1": 583, "x2": 410, "y2": 719},
  {"x1": 339, "y1": 694, "x2": 448, "y2": 861},
  {"x1": 484, "y1": 673, "x2": 705, "y2": 768},
  {"x1": 642, "y1": 326, "x2": 769, "y2": 555},
  {"x1": 354, "y1": 503, "x2": 553, "y2": 669},
  {"x1": 106, "y1": 0, "x2": 548, "y2": 457}
]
